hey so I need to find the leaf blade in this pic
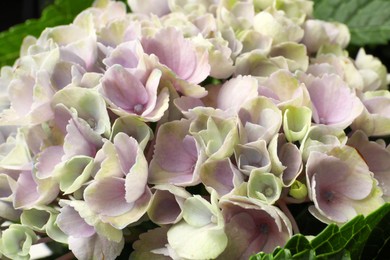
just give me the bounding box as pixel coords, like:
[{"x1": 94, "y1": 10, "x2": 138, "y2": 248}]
[
  {"x1": 0, "y1": 0, "x2": 95, "y2": 67},
  {"x1": 313, "y1": 0, "x2": 390, "y2": 45}
]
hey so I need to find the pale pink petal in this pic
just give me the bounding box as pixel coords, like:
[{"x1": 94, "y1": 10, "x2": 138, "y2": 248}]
[
  {"x1": 312, "y1": 174, "x2": 356, "y2": 223},
  {"x1": 128, "y1": 0, "x2": 170, "y2": 16},
  {"x1": 217, "y1": 75, "x2": 258, "y2": 113},
  {"x1": 13, "y1": 171, "x2": 39, "y2": 209},
  {"x1": 307, "y1": 74, "x2": 363, "y2": 129},
  {"x1": 84, "y1": 177, "x2": 134, "y2": 217},
  {"x1": 113, "y1": 133, "x2": 138, "y2": 175},
  {"x1": 68, "y1": 233, "x2": 124, "y2": 260},
  {"x1": 35, "y1": 146, "x2": 64, "y2": 179},
  {"x1": 149, "y1": 120, "x2": 199, "y2": 185},
  {"x1": 142, "y1": 69, "x2": 162, "y2": 116},
  {"x1": 57, "y1": 205, "x2": 95, "y2": 238},
  {"x1": 63, "y1": 117, "x2": 103, "y2": 159},
  {"x1": 142, "y1": 27, "x2": 210, "y2": 84},
  {"x1": 200, "y1": 158, "x2": 243, "y2": 196},
  {"x1": 101, "y1": 65, "x2": 148, "y2": 113},
  {"x1": 8, "y1": 75, "x2": 34, "y2": 116},
  {"x1": 148, "y1": 190, "x2": 183, "y2": 225},
  {"x1": 103, "y1": 41, "x2": 141, "y2": 69}
]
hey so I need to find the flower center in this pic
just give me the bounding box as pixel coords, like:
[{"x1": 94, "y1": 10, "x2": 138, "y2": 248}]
[
  {"x1": 264, "y1": 186, "x2": 274, "y2": 197},
  {"x1": 133, "y1": 104, "x2": 144, "y2": 115},
  {"x1": 323, "y1": 190, "x2": 335, "y2": 203},
  {"x1": 260, "y1": 224, "x2": 269, "y2": 234}
]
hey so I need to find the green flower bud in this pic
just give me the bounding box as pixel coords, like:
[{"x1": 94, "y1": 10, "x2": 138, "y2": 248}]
[{"x1": 289, "y1": 180, "x2": 308, "y2": 200}]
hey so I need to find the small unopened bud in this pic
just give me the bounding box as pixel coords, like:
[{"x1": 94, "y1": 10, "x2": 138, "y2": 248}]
[{"x1": 289, "y1": 180, "x2": 308, "y2": 200}]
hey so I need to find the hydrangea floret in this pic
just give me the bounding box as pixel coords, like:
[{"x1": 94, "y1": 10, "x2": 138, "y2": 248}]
[{"x1": 0, "y1": 0, "x2": 389, "y2": 259}]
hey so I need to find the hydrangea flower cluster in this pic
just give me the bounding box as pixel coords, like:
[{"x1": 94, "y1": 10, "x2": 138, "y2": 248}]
[{"x1": 0, "y1": 0, "x2": 389, "y2": 259}]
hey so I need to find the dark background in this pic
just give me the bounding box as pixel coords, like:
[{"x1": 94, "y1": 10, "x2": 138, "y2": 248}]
[{"x1": 0, "y1": 0, "x2": 53, "y2": 31}]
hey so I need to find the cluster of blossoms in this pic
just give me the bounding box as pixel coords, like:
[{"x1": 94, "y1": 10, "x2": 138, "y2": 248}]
[{"x1": 0, "y1": 0, "x2": 390, "y2": 259}]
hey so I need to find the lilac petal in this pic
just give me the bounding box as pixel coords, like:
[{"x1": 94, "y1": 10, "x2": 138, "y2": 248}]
[
  {"x1": 235, "y1": 140, "x2": 271, "y2": 176},
  {"x1": 101, "y1": 187, "x2": 152, "y2": 229},
  {"x1": 148, "y1": 184, "x2": 191, "y2": 225},
  {"x1": 258, "y1": 70, "x2": 310, "y2": 109},
  {"x1": 310, "y1": 156, "x2": 368, "y2": 199},
  {"x1": 311, "y1": 174, "x2": 357, "y2": 223},
  {"x1": 148, "y1": 189, "x2": 184, "y2": 225},
  {"x1": 348, "y1": 130, "x2": 390, "y2": 198},
  {"x1": 238, "y1": 96, "x2": 282, "y2": 144},
  {"x1": 363, "y1": 94, "x2": 390, "y2": 117},
  {"x1": 200, "y1": 158, "x2": 243, "y2": 197},
  {"x1": 103, "y1": 41, "x2": 141, "y2": 68},
  {"x1": 52, "y1": 87, "x2": 111, "y2": 136},
  {"x1": 217, "y1": 75, "x2": 258, "y2": 113},
  {"x1": 219, "y1": 198, "x2": 291, "y2": 258},
  {"x1": 142, "y1": 87, "x2": 170, "y2": 122},
  {"x1": 142, "y1": 27, "x2": 210, "y2": 84},
  {"x1": 113, "y1": 133, "x2": 138, "y2": 175},
  {"x1": 142, "y1": 69, "x2": 162, "y2": 116},
  {"x1": 110, "y1": 116, "x2": 153, "y2": 150},
  {"x1": 13, "y1": 171, "x2": 39, "y2": 209},
  {"x1": 101, "y1": 64, "x2": 149, "y2": 113},
  {"x1": 57, "y1": 205, "x2": 95, "y2": 238},
  {"x1": 60, "y1": 200, "x2": 123, "y2": 243},
  {"x1": 35, "y1": 146, "x2": 64, "y2": 179},
  {"x1": 308, "y1": 74, "x2": 363, "y2": 129},
  {"x1": 149, "y1": 120, "x2": 199, "y2": 185},
  {"x1": 0, "y1": 174, "x2": 16, "y2": 199},
  {"x1": 278, "y1": 141, "x2": 302, "y2": 186},
  {"x1": 68, "y1": 233, "x2": 124, "y2": 260},
  {"x1": 8, "y1": 75, "x2": 34, "y2": 116},
  {"x1": 84, "y1": 177, "x2": 134, "y2": 217},
  {"x1": 120, "y1": 135, "x2": 149, "y2": 203},
  {"x1": 63, "y1": 117, "x2": 103, "y2": 159},
  {"x1": 61, "y1": 36, "x2": 98, "y2": 72},
  {"x1": 174, "y1": 96, "x2": 204, "y2": 115}
]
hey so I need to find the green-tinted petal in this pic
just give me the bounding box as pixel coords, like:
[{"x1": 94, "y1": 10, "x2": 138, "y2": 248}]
[
  {"x1": 283, "y1": 106, "x2": 312, "y2": 142},
  {"x1": 0, "y1": 130, "x2": 31, "y2": 170},
  {"x1": 182, "y1": 196, "x2": 214, "y2": 227},
  {"x1": 21, "y1": 208, "x2": 51, "y2": 232},
  {"x1": 167, "y1": 221, "x2": 227, "y2": 260},
  {"x1": 248, "y1": 171, "x2": 282, "y2": 204},
  {"x1": 0, "y1": 224, "x2": 37, "y2": 260},
  {"x1": 52, "y1": 86, "x2": 111, "y2": 137},
  {"x1": 60, "y1": 200, "x2": 123, "y2": 243},
  {"x1": 53, "y1": 156, "x2": 94, "y2": 194},
  {"x1": 110, "y1": 116, "x2": 153, "y2": 150},
  {"x1": 270, "y1": 42, "x2": 309, "y2": 72},
  {"x1": 46, "y1": 213, "x2": 68, "y2": 244},
  {"x1": 190, "y1": 114, "x2": 238, "y2": 160}
]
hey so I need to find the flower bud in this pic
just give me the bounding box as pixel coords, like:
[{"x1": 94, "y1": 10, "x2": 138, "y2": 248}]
[{"x1": 289, "y1": 180, "x2": 308, "y2": 200}]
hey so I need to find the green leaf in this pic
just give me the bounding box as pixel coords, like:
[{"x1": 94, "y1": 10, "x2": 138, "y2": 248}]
[
  {"x1": 284, "y1": 235, "x2": 311, "y2": 256},
  {"x1": 0, "y1": 0, "x2": 95, "y2": 67},
  {"x1": 313, "y1": 0, "x2": 390, "y2": 46},
  {"x1": 250, "y1": 203, "x2": 390, "y2": 259}
]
